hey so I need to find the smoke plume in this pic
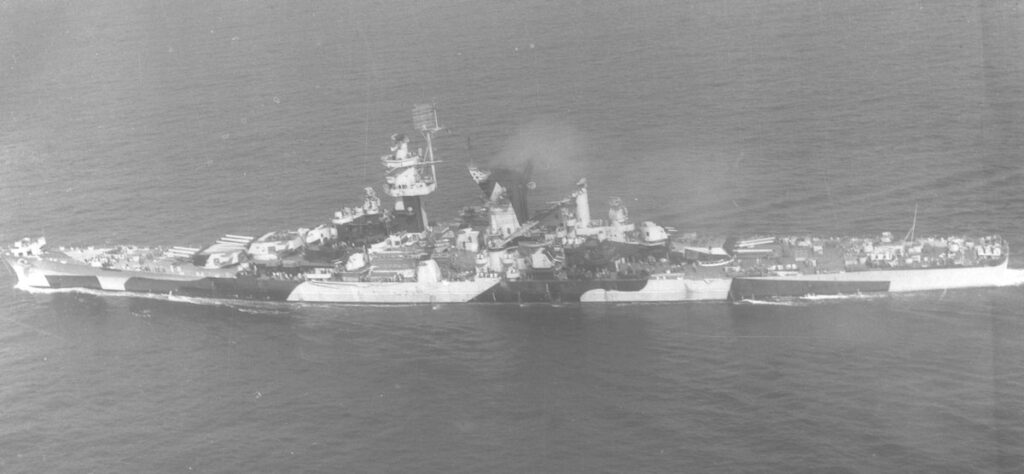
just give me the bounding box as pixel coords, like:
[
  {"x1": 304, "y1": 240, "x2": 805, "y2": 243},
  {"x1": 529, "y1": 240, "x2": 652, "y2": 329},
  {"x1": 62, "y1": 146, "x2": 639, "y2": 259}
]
[{"x1": 481, "y1": 118, "x2": 590, "y2": 191}]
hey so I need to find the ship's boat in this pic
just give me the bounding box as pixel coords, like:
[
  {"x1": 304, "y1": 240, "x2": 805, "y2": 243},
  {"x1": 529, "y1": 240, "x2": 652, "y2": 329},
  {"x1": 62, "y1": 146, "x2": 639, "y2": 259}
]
[{"x1": 4, "y1": 105, "x2": 1022, "y2": 304}]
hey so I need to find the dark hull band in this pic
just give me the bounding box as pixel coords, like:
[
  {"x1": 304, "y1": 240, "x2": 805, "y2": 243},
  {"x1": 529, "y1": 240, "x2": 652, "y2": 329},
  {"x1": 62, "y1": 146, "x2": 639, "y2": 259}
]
[
  {"x1": 122, "y1": 277, "x2": 303, "y2": 301},
  {"x1": 729, "y1": 278, "x2": 890, "y2": 300},
  {"x1": 46, "y1": 275, "x2": 104, "y2": 290}
]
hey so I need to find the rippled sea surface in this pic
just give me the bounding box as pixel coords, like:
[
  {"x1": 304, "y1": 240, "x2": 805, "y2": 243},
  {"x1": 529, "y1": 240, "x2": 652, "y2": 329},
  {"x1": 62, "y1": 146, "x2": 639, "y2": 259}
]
[{"x1": 2, "y1": 1, "x2": 1023, "y2": 472}]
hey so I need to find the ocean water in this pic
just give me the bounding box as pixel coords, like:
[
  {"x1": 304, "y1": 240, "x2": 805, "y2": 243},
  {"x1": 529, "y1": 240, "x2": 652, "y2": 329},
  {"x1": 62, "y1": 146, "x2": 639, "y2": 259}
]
[{"x1": 2, "y1": 0, "x2": 1024, "y2": 472}]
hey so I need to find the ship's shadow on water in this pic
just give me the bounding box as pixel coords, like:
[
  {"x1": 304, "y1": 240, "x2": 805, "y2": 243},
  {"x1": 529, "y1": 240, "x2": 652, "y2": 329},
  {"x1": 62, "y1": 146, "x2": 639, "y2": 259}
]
[
  {"x1": 15, "y1": 286, "x2": 1024, "y2": 473},
  {"x1": 27, "y1": 292, "x2": 300, "y2": 354}
]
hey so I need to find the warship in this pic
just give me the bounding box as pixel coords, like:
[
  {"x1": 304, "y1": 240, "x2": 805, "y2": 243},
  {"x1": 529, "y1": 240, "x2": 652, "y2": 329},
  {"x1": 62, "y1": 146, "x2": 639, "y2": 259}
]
[{"x1": 3, "y1": 105, "x2": 1018, "y2": 304}]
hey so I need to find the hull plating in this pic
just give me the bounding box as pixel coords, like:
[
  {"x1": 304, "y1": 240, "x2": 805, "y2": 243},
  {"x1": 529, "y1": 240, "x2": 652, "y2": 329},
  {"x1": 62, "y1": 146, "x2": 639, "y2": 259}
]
[
  {"x1": 3, "y1": 257, "x2": 696, "y2": 303},
  {"x1": 8, "y1": 255, "x2": 1019, "y2": 304}
]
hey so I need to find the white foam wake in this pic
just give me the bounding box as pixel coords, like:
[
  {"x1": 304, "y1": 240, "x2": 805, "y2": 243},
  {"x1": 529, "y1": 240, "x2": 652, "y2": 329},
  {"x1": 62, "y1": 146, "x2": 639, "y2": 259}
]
[
  {"x1": 11, "y1": 282, "x2": 428, "y2": 312},
  {"x1": 736, "y1": 292, "x2": 888, "y2": 306},
  {"x1": 12, "y1": 282, "x2": 293, "y2": 312},
  {"x1": 799, "y1": 293, "x2": 887, "y2": 301}
]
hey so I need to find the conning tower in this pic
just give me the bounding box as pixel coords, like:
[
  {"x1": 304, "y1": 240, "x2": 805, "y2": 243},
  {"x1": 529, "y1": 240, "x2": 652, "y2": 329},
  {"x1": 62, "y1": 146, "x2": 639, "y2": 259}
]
[{"x1": 381, "y1": 104, "x2": 443, "y2": 232}]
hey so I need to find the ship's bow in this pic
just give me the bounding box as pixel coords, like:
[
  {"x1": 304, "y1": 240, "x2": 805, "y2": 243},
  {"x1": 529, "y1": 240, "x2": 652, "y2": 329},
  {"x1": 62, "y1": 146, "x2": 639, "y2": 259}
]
[
  {"x1": 2, "y1": 253, "x2": 27, "y2": 285},
  {"x1": 1, "y1": 253, "x2": 51, "y2": 289}
]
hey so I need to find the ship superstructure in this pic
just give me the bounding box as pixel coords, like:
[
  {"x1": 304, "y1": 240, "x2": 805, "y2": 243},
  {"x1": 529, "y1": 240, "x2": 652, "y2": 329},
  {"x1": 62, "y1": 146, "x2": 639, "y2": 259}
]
[{"x1": 3, "y1": 105, "x2": 1020, "y2": 304}]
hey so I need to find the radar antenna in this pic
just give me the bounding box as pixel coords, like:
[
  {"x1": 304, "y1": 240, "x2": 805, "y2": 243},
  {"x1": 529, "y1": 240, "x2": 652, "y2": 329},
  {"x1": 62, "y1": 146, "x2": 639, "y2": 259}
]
[
  {"x1": 903, "y1": 203, "x2": 918, "y2": 242},
  {"x1": 413, "y1": 103, "x2": 443, "y2": 188}
]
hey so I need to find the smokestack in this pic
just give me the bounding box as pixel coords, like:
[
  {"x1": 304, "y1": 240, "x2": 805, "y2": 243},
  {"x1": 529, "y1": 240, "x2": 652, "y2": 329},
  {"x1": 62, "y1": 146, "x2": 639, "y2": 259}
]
[
  {"x1": 575, "y1": 179, "x2": 590, "y2": 228},
  {"x1": 468, "y1": 162, "x2": 532, "y2": 223}
]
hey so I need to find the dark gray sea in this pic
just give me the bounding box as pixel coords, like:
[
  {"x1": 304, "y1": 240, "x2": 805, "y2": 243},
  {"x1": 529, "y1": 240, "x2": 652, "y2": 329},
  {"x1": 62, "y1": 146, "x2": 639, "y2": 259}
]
[{"x1": 2, "y1": 1, "x2": 1024, "y2": 472}]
